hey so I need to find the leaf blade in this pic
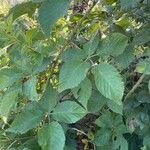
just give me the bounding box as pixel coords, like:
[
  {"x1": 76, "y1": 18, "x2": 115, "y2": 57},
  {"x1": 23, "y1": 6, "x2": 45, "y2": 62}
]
[
  {"x1": 22, "y1": 76, "x2": 38, "y2": 101},
  {"x1": 0, "y1": 67, "x2": 22, "y2": 91},
  {"x1": 52, "y1": 101, "x2": 87, "y2": 123},
  {"x1": 59, "y1": 60, "x2": 90, "y2": 92},
  {"x1": 72, "y1": 78, "x2": 92, "y2": 108},
  {"x1": 0, "y1": 85, "x2": 21, "y2": 117},
  {"x1": 38, "y1": 0, "x2": 70, "y2": 36},
  {"x1": 92, "y1": 64, "x2": 124, "y2": 105},
  {"x1": 39, "y1": 82, "x2": 57, "y2": 113},
  {"x1": 38, "y1": 122, "x2": 65, "y2": 150},
  {"x1": 98, "y1": 33, "x2": 128, "y2": 57},
  {"x1": 7, "y1": 102, "x2": 44, "y2": 134}
]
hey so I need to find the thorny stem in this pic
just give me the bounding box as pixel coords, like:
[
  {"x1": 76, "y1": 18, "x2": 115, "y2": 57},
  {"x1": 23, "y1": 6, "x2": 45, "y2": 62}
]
[{"x1": 124, "y1": 73, "x2": 145, "y2": 102}]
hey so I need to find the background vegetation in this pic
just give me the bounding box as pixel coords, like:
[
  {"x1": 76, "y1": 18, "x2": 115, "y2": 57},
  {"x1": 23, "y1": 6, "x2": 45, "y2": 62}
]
[{"x1": 0, "y1": 0, "x2": 150, "y2": 149}]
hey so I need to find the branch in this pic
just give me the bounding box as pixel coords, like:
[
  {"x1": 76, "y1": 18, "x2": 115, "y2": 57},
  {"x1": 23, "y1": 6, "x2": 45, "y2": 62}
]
[
  {"x1": 43, "y1": 1, "x2": 98, "y2": 97},
  {"x1": 67, "y1": 2, "x2": 97, "y2": 42},
  {"x1": 124, "y1": 73, "x2": 145, "y2": 102},
  {"x1": 56, "y1": 1, "x2": 97, "y2": 56}
]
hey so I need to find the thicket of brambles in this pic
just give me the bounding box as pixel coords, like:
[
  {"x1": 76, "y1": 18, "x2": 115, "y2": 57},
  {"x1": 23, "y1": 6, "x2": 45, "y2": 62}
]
[{"x1": 0, "y1": 0, "x2": 150, "y2": 149}]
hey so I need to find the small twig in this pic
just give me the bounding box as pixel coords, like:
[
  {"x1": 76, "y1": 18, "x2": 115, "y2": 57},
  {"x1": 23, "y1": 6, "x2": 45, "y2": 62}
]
[
  {"x1": 71, "y1": 128, "x2": 88, "y2": 136},
  {"x1": 124, "y1": 73, "x2": 145, "y2": 101},
  {"x1": 57, "y1": 1, "x2": 97, "y2": 56},
  {"x1": 45, "y1": 1, "x2": 98, "y2": 83},
  {"x1": 6, "y1": 140, "x2": 17, "y2": 150},
  {"x1": 67, "y1": 1, "x2": 96, "y2": 42},
  {"x1": 85, "y1": 53, "x2": 99, "y2": 62},
  {"x1": 86, "y1": 58, "x2": 95, "y2": 65}
]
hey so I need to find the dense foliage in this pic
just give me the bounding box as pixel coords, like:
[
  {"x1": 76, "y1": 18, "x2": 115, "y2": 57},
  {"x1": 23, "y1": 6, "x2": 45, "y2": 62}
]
[{"x1": 0, "y1": 0, "x2": 150, "y2": 149}]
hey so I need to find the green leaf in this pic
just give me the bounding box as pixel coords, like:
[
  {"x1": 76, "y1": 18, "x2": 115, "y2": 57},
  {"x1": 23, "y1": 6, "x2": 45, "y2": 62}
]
[
  {"x1": 92, "y1": 64, "x2": 124, "y2": 105},
  {"x1": 40, "y1": 82, "x2": 57, "y2": 112},
  {"x1": 148, "y1": 80, "x2": 150, "y2": 94},
  {"x1": 17, "y1": 138, "x2": 41, "y2": 150},
  {"x1": 72, "y1": 78, "x2": 92, "y2": 108},
  {"x1": 22, "y1": 76, "x2": 38, "y2": 101},
  {"x1": 59, "y1": 60, "x2": 90, "y2": 92},
  {"x1": 0, "y1": 85, "x2": 21, "y2": 117},
  {"x1": 136, "y1": 90, "x2": 150, "y2": 103},
  {"x1": 87, "y1": 90, "x2": 107, "y2": 113},
  {"x1": 143, "y1": 135, "x2": 150, "y2": 149},
  {"x1": 115, "y1": 124, "x2": 128, "y2": 135},
  {"x1": 101, "y1": 0, "x2": 116, "y2": 5},
  {"x1": 38, "y1": 0, "x2": 70, "y2": 36},
  {"x1": 52, "y1": 101, "x2": 87, "y2": 123},
  {"x1": 120, "y1": 0, "x2": 141, "y2": 9},
  {"x1": 8, "y1": 45, "x2": 44, "y2": 75},
  {"x1": 38, "y1": 122, "x2": 65, "y2": 150},
  {"x1": 97, "y1": 33, "x2": 128, "y2": 57},
  {"x1": 0, "y1": 67, "x2": 22, "y2": 91},
  {"x1": 132, "y1": 25, "x2": 150, "y2": 46},
  {"x1": 32, "y1": 0, "x2": 44, "y2": 3},
  {"x1": 115, "y1": 15, "x2": 131, "y2": 28},
  {"x1": 115, "y1": 46, "x2": 134, "y2": 69},
  {"x1": 61, "y1": 48, "x2": 86, "y2": 62},
  {"x1": 96, "y1": 145, "x2": 112, "y2": 150},
  {"x1": 94, "y1": 128, "x2": 111, "y2": 146},
  {"x1": 8, "y1": 2, "x2": 37, "y2": 20},
  {"x1": 95, "y1": 111, "x2": 114, "y2": 128},
  {"x1": 136, "y1": 59, "x2": 150, "y2": 75},
  {"x1": 7, "y1": 102, "x2": 44, "y2": 134},
  {"x1": 107, "y1": 100, "x2": 123, "y2": 114},
  {"x1": 113, "y1": 115, "x2": 125, "y2": 127},
  {"x1": 83, "y1": 30, "x2": 101, "y2": 56},
  {"x1": 64, "y1": 136, "x2": 76, "y2": 150},
  {"x1": 114, "y1": 136, "x2": 128, "y2": 150},
  {"x1": 25, "y1": 28, "x2": 45, "y2": 43},
  {"x1": 95, "y1": 112, "x2": 126, "y2": 134}
]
